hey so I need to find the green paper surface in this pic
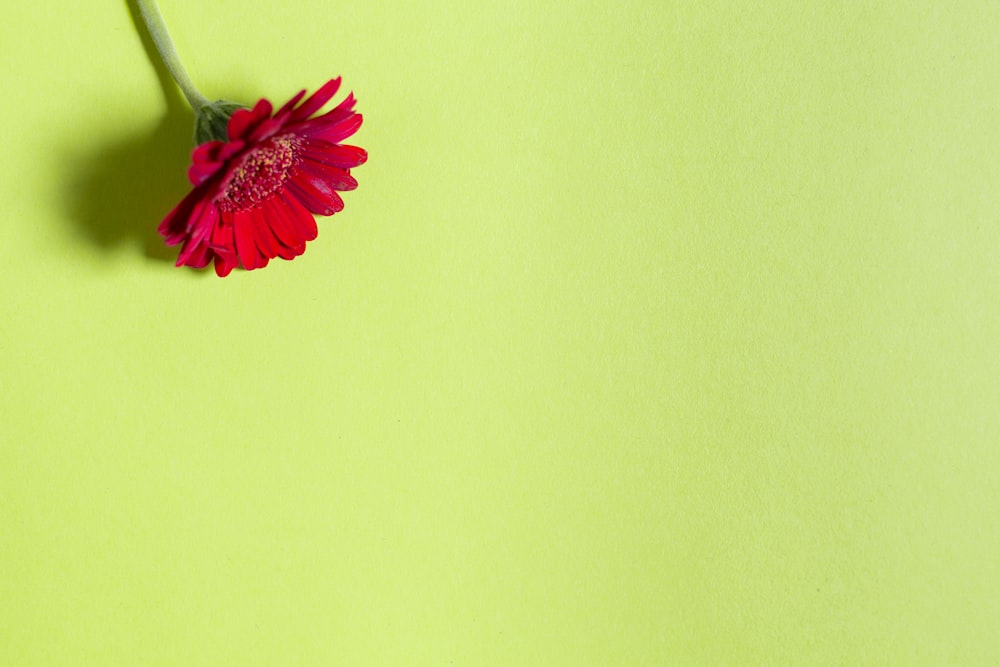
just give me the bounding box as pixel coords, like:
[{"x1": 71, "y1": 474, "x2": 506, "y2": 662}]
[{"x1": 2, "y1": 1, "x2": 999, "y2": 664}]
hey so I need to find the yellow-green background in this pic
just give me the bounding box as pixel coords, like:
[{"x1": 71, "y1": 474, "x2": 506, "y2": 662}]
[{"x1": 2, "y1": 1, "x2": 998, "y2": 664}]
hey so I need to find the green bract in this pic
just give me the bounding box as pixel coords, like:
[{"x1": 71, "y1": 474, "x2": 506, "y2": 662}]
[{"x1": 194, "y1": 100, "x2": 249, "y2": 145}]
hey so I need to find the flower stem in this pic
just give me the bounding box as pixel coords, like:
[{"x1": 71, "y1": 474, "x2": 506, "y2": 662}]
[{"x1": 135, "y1": 0, "x2": 210, "y2": 110}]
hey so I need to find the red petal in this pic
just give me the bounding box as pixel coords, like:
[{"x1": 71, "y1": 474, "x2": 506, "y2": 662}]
[
  {"x1": 210, "y1": 211, "x2": 235, "y2": 251},
  {"x1": 227, "y1": 110, "x2": 255, "y2": 142},
  {"x1": 290, "y1": 78, "x2": 342, "y2": 122},
  {"x1": 247, "y1": 116, "x2": 284, "y2": 144},
  {"x1": 291, "y1": 91, "x2": 354, "y2": 125},
  {"x1": 210, "y1": 215, "x2": 239, "y2": 276},
  {"x1": 176, "y1": 201, "x2": 219, "y2": 265},
  {"x1": 300, "y1": 140, "x2": 368, "y2": 169},
  {"x1": 233, "y1": 209, "x2": 264, "y2": 270},
  {"x1": 228, "y1": 98, "x2": 273, "y2": 141},
  {"x1": 275, "y1": 89, "x2": 306, "y2": 118},
  {"x1": 252, "y1": 210, "x2": 283, "y2": 260},
  {"x1": 177, "y1": 238, "x2": 213, "y2": 268},
  {"x1": 275, "y1": 245, "x2": 295, "y2": 260},
  {"x1": 219, "y1": 140, "x2": 246, "y2": 160},
  {"x1": 188, "y1": 160, "x2": 224, "y2": 186},
  {"x1": 192, "y1": 141, "x2": 225, "y2": 163},
  {"x1": 331, "y1": 91, "x2": 357, "y2": 115},
  {"x1": 188, "y1": 139, "x2": 249, "y2": 185},
  {"x1": 158, "y1": 187, "x2": 209, "y2": 245},
  {"x1": 249, "y1": 91, "x2": 308, "y2": 141},
  {"x1": 299, "y1": 112, "x2": 363, "y2": 143},
  {"x1": 214, "y1": 254, "x2": 236, "y2": 277},
  {"x1": 280, "y1": 192, "x2": 318, "y2": 241},
  {"x1": 286, "y1": 167, "x2": 346, "y2": 216},
  {"x1": 269, "y1": 90, "x2": 307, "y2": 133},
  {"x1": 298, "y1": 157, "x2": 358, "y2": 191},
  {"x1": 260, "y1": 195, "x2": 303, "y2": 249}
]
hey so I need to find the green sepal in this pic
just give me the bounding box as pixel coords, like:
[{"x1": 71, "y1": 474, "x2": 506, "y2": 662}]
[{"x1": 193, "y1": 100, "x2": 248, "y2": 145}]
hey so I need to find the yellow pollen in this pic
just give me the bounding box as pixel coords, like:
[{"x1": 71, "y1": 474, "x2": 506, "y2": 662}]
[{"x1": 218, "y1": 136, "x2": 297, "y2": 212}]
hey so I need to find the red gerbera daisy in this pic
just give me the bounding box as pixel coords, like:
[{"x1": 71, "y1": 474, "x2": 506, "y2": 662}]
[{"x1": 157, "y1": 78, "x2": 366, "y2": 277}]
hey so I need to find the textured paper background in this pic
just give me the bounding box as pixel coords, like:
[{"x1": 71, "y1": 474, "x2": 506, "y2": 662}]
[{"x1": 1, "y1": 1, "x2": 999, "y2": 664}]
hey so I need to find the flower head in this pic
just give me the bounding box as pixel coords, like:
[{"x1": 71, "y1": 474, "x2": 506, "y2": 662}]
[{"x1": 158, "y1": 78, "x2": 366, "y2": 277}]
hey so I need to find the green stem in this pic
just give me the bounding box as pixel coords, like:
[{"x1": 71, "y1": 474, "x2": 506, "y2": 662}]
[{"x1": 135, "y1": 0, "x2": 210, "y2": 110}]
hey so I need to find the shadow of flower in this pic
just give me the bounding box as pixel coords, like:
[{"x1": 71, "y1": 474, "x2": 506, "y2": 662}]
[
  {"x1": 61, "y1": 0, "x2": 197, "y2": 264},
  {"x1": 64, "y1": 110, "x2": 194, "y2": 263}
]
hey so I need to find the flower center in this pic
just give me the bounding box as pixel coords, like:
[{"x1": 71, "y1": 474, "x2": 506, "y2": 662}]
[{"x1": 217, "y1": 136, "x2": 297, "y2": 212}]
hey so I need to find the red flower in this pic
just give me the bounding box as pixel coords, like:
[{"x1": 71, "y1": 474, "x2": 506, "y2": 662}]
[{"x1": 158, "y1": 78, "x2": 366, "y2": 277}]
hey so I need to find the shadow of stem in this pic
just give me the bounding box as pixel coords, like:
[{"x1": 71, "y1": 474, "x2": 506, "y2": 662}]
[{"x1": 64, "y1": 0, "x2": 198, "y2": 264}]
